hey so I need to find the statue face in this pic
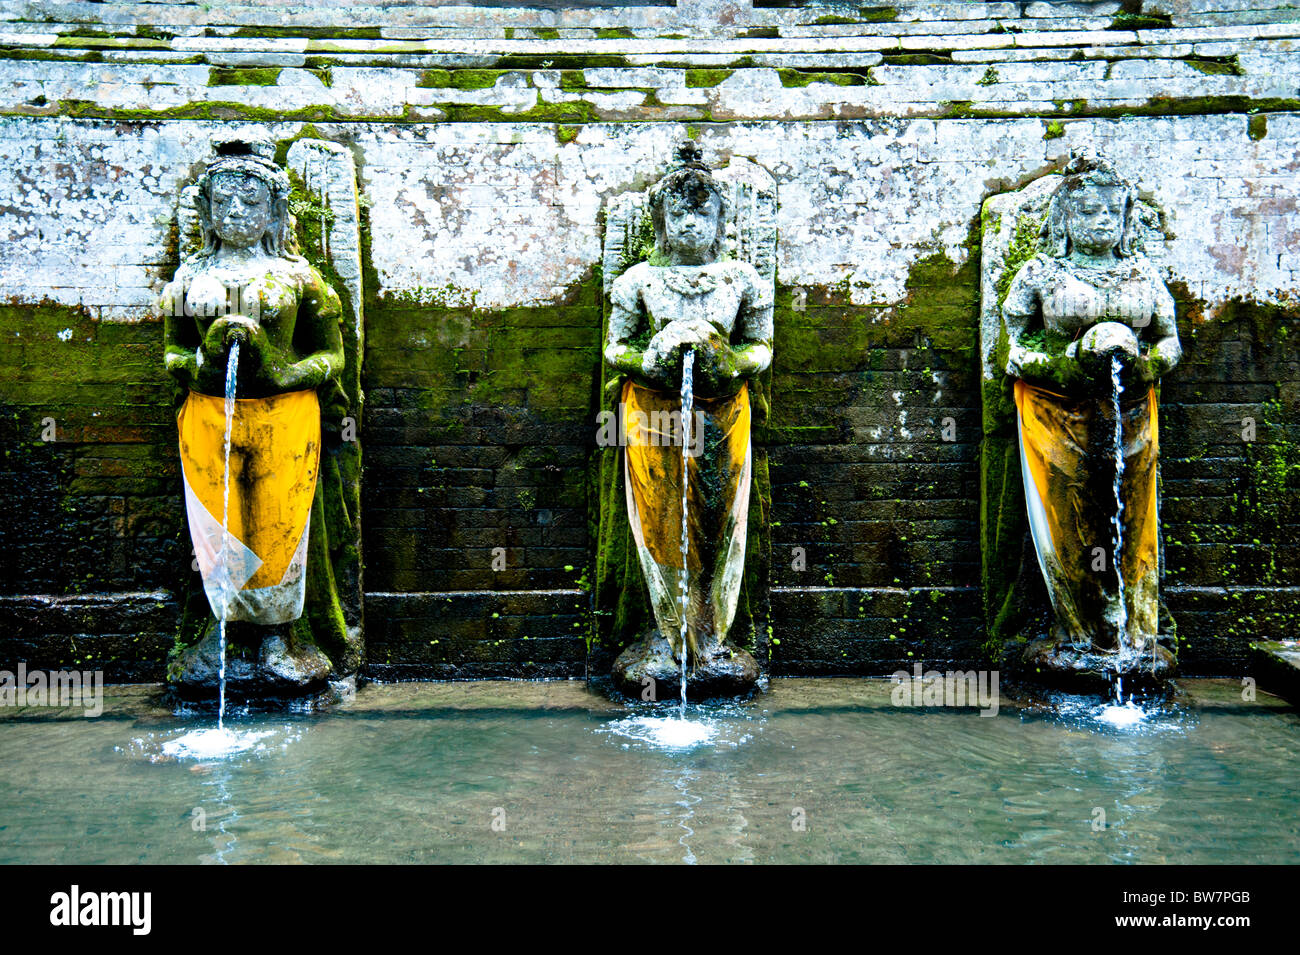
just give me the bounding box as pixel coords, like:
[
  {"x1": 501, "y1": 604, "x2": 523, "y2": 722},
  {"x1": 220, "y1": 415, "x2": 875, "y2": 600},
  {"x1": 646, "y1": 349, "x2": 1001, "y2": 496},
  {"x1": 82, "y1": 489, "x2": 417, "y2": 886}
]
[
  {"x1": 1066, "y1": 183, "x2": 1126, "y2": 257},
  {"x1": 210, "y1": 172, "x2": 272, "y2": 250},
  {"x1": 663, "y1": 191, "x2": 721, "y2": 261}
]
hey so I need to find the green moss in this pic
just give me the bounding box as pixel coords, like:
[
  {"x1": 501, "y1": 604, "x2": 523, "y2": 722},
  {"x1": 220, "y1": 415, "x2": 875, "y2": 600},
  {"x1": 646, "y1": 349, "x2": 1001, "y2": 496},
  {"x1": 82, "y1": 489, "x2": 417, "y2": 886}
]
[
  {"x1": 416, "y1": 69, "x2": 451, "y2": 89},
  {"x1": 1182, "y1": 55, "x2": 1245, "y2": 76},
  {"x1": 52, "y1": 35, "x2": 169, "y2": 49},
  {"x1": 883, "y1": 53, "x2": 954, "y2": 66},
  {"x1": 1248, "y1": 113, "x2": 1268, "y2": 141},
  {"x1": 448, "y1": 69, "x2": 507, "y2": 91},
  {"x1": 556, "y1": 124, "x2": 581, "y2": 145},
  {"x1": 1044, "y1": 119, "x2": 1065, "y2": 140},
  {"x1": 207, "y1": 67, "x2": 282, "y2": 87},
  {"x1": 859, "y1": 5, "x2": 899, "y2": 20},
  {"x1": 813, "y1": 16, "x2": 861, "y2": 25},
  {"x1": 740, "y1": 27, "x2": 781, "y2": 39},
  {"x1": 777, "y1": 68, "x2": 868, "y2": 88},
  {"x1": 1133, "y1": 96, "x2": 1300, "y2": 118},
  {"x1": 977, "y1": 66, "x2": 999, "y2": 86},
  {"x1": 492, "y1": 54, "x2": 630, "y2": 70},
  {"x1": 595, "y1": 28, "x2": 636, "y2": 39},
  {"x1": 995, "y1": 212, "x2": 1045, "y2": 308},
  {"x1": 1109, "y1": 12, "x2": 1172, "y2": 30},
  {"x1": 533, "y1": 28, "x2": 561, "y2": 40},
  {"x1": 230, "y1": 26, "x2": 382, "y2": 39},
  {"x1": 685, "y1": 69, "x2": 733, "y2": 88},
  {"x1": 559, "y1": 70, "x2": 586, "y2": 91}
]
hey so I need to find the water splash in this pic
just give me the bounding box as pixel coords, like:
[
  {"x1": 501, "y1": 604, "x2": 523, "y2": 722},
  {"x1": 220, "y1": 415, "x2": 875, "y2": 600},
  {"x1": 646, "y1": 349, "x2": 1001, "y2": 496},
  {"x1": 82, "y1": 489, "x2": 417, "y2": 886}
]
[
  {"x1": 677, "y1": 349, "x2": 695, "y2": 717},
  {"x1": 1098, "y1": 673, "x2": 1146, "y2": 727},
  {"x1": 604, "y1": 715, "x2": 717, "y2": 750},
  {"x1": 161, "y1": 726, "x2": 273, "y2": 760},
  {"x1": 218, "y1": 339, "x2": 240, "y2": 730}
]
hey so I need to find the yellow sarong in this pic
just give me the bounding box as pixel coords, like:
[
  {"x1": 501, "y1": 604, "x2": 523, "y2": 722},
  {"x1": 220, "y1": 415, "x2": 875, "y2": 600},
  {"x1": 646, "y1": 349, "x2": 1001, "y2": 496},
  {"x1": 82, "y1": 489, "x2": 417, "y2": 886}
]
[
  {"x1": 178, "y1": 389, "x2": 320, "y2": 624},
  {"x1": 1015, "y1": 379, "x2": 1159, "y2": 649},
  {"x1": 623, "y1": 380, "x2": 751, "y2": 661}
]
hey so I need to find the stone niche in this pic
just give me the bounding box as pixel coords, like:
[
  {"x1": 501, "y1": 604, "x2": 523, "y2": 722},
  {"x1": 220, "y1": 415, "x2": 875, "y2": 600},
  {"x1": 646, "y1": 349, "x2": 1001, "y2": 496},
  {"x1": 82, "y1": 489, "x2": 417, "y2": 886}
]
[
  {"x1": 168, "y1": 135, "x2": 367, "y2": 704},
  {"x1": 978, "y1": 162, "x2": 1177, "y2": 685},
  {"x1": 591, "y1": 148, "x2": 779, "y2": 692}
]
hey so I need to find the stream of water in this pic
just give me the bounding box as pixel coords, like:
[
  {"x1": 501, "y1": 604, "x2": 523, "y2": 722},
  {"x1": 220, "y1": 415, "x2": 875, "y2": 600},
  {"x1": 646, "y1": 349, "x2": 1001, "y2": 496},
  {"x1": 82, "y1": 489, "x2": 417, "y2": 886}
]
[
  {"x1": 1109, "y1": 355, "x2": 1128, "y2": 663},
  {"x1": 217, "y1": 338, "x2": 239, "y2": 731},
  {"x1": 678, "y1": 349, "x2": 695, "y2": 718}
]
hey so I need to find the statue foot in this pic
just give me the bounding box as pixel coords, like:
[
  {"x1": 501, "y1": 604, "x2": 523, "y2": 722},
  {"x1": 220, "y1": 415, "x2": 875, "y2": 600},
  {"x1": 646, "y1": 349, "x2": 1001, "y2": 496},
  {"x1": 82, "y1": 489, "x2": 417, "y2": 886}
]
[
  {"x1": 168, "y1": 621, "x2": 333, "y2": 704},
  {"x1": 259, "y1": 632, "x2": 332, "y2": 687},
  {"x1": 1021, "y1": 635, "x2": 1175, "y2": 694},
  {"x1": 611, "y1": 631, "x2": 760, "y2": 702}
]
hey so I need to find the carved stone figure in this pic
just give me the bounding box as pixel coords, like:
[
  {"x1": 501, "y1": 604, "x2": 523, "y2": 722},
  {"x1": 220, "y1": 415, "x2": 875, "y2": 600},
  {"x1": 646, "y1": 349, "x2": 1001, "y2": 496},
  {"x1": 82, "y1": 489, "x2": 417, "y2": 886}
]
[
  {"x1": 999, "y1": 154, "x2": 1181, "y2": 682},
  {"x1": 160, "y1": 130, "x2": 363, "y2": 701},
  {"x1": 601, "y1": 143, "x2": 775, "y2": 698}
]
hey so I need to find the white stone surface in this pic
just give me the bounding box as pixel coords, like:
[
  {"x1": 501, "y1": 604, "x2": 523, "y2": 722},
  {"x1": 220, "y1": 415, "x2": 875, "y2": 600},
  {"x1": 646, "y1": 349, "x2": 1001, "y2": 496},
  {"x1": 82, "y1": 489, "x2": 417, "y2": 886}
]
[{"x1": 0, "y1": 113, "x2": 1295, "y2": 321}]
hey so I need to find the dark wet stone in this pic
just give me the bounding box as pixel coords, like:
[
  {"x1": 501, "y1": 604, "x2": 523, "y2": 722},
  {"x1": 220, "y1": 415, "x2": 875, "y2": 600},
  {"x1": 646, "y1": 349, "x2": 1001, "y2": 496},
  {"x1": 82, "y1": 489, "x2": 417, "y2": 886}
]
[
  {"x1": 170, "y1": 621, "x2": 332, "y2": 704},
  {"x1": 611, "y1": 632, "x2": 759, "y2": 702},
  {"x1": 1020, "y1": 636, "x2": 1175, "y2": 695}
]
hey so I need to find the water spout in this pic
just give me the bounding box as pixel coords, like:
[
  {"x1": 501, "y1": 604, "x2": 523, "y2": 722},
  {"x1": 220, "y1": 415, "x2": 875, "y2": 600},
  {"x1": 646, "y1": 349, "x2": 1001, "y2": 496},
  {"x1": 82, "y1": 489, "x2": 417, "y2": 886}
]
[
  {"x1": 678, "y1": 348, "x2": 695, "y2": 717},
  {"x1": 1109, "y1": 355, "x2": 1127, "y2": 660},
  {"x1": 218, "y1": 339, "x2": 240, "y2": 730}
]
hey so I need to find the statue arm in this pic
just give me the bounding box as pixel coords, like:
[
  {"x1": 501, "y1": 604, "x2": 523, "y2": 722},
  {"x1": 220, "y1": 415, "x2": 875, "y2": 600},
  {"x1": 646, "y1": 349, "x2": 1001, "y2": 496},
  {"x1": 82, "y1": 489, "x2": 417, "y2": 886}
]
[
  {"x1": 160, "y1": 278, "x2": 200, "y2": 389},
  {"x1": 1001, "y1": 259, "x2": 1082, "y2": 390},
  {"x1": 1140, "y1": 279, "x2": 1181, "y2": 382},
  {"x1": 604, "y1": 274, "x2": 649, "y2": 379},
  {"x1": 284, "y1": 270, "x2": 346, "y2": 391},
  {"x1": 1002, "y1": 261, "x2": 1046, "y2": 378},
  {"x1": 732, "y1": 270, "x2": 774, "y2": 379}
]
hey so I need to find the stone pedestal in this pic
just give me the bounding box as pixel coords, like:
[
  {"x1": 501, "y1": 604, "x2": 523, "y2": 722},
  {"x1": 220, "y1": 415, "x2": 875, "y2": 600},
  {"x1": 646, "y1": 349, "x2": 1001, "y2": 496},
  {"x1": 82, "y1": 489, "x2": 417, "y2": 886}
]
[{"x1": 612, "y1": 632, "x2": 760, "y2": 702}]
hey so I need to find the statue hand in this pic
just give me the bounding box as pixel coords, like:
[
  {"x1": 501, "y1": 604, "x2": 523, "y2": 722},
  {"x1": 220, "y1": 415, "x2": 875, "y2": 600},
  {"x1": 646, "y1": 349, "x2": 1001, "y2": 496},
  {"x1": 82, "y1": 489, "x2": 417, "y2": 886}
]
[
  {"x1": 1006, "y1": 342, "x2": 1087, "y2": 392},
  {"x1": 644, "y1": 318, "x2": 721, "y2": 385},
  {"x1": 1078, "y1": 322, "x2": 1140, "y2": 382},
  {"x1": 1124, "y1": 347, "x2": 1167, "y2": 391},
  {"x1": 201, "y1": 315, "x2": 259, "y2": 365},
  {"x1": 282, "y1": 356, "x2": 335, "y2": 391},
  {"x1": 691, "y1": 332, "x2": 743, "y2": 394},
  {"x1": 164, "y1": 350, "x2": 197, "y2": 389}
]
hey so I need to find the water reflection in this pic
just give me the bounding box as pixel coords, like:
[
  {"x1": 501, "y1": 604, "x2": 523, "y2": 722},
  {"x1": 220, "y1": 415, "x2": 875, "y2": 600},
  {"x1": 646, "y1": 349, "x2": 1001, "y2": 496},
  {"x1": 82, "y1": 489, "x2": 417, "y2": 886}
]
[{"x1": 0, "y1": 679, "x2": 1295, "y2": 864}]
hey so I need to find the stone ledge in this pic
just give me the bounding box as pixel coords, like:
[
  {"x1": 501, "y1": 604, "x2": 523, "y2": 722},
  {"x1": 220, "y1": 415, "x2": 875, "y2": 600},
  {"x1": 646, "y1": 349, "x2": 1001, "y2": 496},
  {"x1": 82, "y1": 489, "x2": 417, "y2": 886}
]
[
  {"x1": 0, "y1": 590, "x2": 177, "y2": 681},
  {"x1": 1249, "y1": 639, "x2": 1300, "y2": 706}
]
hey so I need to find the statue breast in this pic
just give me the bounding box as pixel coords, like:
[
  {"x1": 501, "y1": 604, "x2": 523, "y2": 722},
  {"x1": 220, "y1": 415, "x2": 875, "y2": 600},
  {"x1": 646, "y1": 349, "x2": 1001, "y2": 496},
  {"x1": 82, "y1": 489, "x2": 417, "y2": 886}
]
[
  {"x1": 1039, "y1": 259, "x2": 1162, "y2": 333},
  {"x1": 638, "y1": 262, "x2": 755, "y2": 337}
]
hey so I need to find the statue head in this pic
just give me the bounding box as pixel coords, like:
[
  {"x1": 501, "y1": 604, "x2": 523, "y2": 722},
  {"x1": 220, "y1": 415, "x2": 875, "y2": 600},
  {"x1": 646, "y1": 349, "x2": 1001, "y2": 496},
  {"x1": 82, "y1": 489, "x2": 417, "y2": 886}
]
[
  {"x1": 648, "y1": 142, "x2": 728, "y2": 264},
  {"x1": 1041, "y1": 153, "x2": 1139, "y2": 259},
  {"x1": 194, "y1": 129, "x2": 296, "y2": 258}
]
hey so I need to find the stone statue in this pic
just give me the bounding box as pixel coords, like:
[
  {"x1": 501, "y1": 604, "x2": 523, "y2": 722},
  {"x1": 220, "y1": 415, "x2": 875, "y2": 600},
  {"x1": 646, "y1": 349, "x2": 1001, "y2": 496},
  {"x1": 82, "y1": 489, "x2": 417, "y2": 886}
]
[
  {"x1": 604, "y1": 143, "x2": 774, "y2": 698},
  {"x1": 160, "y1": 130, "x2": 361, "y2": 701},
  {"x1": 1000, "y1": 154, "x2": 1181, "y2": 682}
]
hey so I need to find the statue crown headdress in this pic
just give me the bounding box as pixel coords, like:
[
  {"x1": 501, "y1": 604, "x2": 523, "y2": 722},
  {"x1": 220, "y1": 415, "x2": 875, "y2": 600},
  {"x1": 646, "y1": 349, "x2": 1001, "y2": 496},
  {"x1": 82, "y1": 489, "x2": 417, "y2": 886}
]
[
  {"x1": 192, "y1": 128, "x2": 297, "y2": 258},
  {"x1": 202, "y1": 129, "x2": 290, "y2": 195},
  {"x1": 673, "y1": 140, "x2": 708, "y2": 171}
]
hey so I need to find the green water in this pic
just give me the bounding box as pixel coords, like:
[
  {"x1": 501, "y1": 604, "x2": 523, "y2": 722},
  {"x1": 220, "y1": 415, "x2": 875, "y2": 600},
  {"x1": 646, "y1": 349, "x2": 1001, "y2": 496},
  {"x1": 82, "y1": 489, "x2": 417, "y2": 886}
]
[{"x1": 0, "y1": 678, "x2": 1297, "y2": 864}]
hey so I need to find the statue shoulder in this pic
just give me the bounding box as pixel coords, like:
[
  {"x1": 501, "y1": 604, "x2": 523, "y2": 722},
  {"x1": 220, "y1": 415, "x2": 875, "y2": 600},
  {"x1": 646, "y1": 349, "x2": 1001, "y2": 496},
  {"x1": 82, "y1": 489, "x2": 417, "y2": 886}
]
[
  {"x1": 159, "y1": 260, "x2": 196, "y2": 306},
  {"x1": 290, "y1": 258, "x2": 342, "y2": 315},
  {"x1": 610, "y1": 262, "x2": 651, "y2": 307},
  {"x1": 1133, "y1": 255, "x2": 1168, "y2": 284},
  {"x1": 723, "y1": 258, "x2": 761, "y2": 283},
  {"x1": 1015, "y1": 253, "x2": 1057, "y2": 282},
  {"x1": 614, "y1": 260, "x2": 653, "y2": 286},
  {"x1": 724, "y1": 259, "x2": 771, "y2": 304}
]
